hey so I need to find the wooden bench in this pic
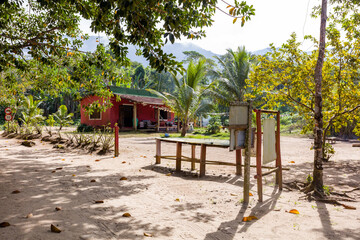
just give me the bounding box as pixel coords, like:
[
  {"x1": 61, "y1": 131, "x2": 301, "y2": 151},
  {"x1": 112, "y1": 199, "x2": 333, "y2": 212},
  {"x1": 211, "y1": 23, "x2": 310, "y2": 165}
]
[{"x1": 155, "y1": 137, "x2": 242, "y2": 177}]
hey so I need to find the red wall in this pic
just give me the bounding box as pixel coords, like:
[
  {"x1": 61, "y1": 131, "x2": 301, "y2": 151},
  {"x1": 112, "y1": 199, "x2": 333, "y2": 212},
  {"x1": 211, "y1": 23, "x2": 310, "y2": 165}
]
[{"x1": 80, "y1": 95, "x2": 174, "y2": 128}]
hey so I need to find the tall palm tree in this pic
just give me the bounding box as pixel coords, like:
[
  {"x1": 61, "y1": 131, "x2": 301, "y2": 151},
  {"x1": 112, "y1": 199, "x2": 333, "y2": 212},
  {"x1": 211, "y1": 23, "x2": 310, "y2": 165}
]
[
  {"x1": 211, "y1": 46, "x2": 251, "y2": 104},
  {"x1": 149, "y1": 58, "x2": 213, "y2": 136}
]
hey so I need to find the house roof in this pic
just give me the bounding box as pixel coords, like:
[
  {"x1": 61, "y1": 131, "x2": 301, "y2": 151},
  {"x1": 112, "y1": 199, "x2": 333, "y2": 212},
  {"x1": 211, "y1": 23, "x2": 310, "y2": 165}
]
[{"x1": 109, "y1": 86, "x2": 164, "y2": 105}]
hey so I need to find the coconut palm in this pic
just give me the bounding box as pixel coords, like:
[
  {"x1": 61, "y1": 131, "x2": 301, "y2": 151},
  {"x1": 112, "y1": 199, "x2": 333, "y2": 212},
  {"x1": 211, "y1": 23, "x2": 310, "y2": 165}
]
[
  {"x1": 149, "y1": 58, "x2": 213, "y2": 136},
  {"x1": 211, "y1": 46, "x2": 251, "y2": 104},
  {"x1": 53, "y1": 105, "x2": 74, "y2": 131}
]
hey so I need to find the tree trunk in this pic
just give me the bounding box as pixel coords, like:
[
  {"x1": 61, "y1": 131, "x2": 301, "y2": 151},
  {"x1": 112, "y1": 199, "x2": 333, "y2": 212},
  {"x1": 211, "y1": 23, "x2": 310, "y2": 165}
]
[
  {"x1": 311, "y1": 0, "x2": 327, "y2": 196},
  {"x1": 180, "y1": 118, "x2": 188, "y2": 137}
]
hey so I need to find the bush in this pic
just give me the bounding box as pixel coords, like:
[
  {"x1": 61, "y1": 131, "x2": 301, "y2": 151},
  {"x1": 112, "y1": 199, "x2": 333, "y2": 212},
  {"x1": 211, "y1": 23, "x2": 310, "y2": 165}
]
[
  {"x1": 77, "y1": 123, "x2": 94, "y2": 132},
  {"x1": 206, "y1": 116, "x2": 221, "y2": 134}
]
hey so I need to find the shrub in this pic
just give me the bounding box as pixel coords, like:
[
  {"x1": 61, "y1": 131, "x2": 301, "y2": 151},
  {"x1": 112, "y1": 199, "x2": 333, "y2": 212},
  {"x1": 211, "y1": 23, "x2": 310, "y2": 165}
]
[
  {"x1": 77, "y1": 123, "x2": 94, "y2": 132},
  {"x1": 206, "y1": 116, "x2": 221, "y2": 134}
]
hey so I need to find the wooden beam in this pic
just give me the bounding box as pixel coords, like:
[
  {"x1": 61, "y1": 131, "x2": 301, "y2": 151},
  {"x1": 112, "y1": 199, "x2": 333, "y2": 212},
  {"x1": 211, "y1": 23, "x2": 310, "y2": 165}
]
[
  {"x1": 176, "y1": 142, "x2": 182, "y2": 172},
  {"x1": 256, "y1": 109, "x2": 263, "y2": 202},
  {"x1": 276, "y1": 111, "x2": 282, "y2": 190},
  {"x1": 156, "y1": 108, "x2": 160, "y2": 132},
  {"x1": 155, "y1": 138, "x2": 161, "y2": 164},
  {"x1": 191, "y1": 145, "x2": 196, "y2": 171},
  {"x1": 244, "y1": 101, "x2": 252, "y2": 203},
  {"x1": 133, "y1": 103, "x2": 137, "y2": 131},
  {"x1": 236, "y1": 148, "x2": 242, "y2": 176},
  {"x1": 199, "y1": 144, "x2": 206, "y2": 177}
]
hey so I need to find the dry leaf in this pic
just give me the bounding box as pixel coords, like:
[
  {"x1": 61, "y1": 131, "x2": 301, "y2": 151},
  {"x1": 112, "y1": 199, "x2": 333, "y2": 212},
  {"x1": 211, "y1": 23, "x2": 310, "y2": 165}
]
[
  {"x1": 342, "y1": 204, "x2": 356, "y2": 210},
  {"x1": 61, "y1": 159, "x2": 65, "y2": 161},
  {"x1": 72, "y1": 174, "x2": 76, "y2": 177},
  {"x1": 249, "y1": 192, "x2": 253, "y2": 196},
  {"x1": 0, "y1": 222, "x2": 10, "y2": 228},
  {"x1": 289, "y1": 161, "x2": 295, "y2": 163},
  {"x1": 12, "y1": 190, "x2": 20, "y2": 194},
  {"x1": 166, "y1": 173, "x2": 172, "y2": 176},
  {"x1": 289, "y1": 209, "x2": 300, "y2": 214},
  {"x1": 95, "y1": 159, "x2": 100, "y2": 162},
  {"x1": 55, "y1": 167, "x2": 62, "y2": 170},
  {"x1": 230, "y1": 193, "x2": 237, "y2": 196},
  {"x1": 120, "y1": 177, "x2": 127, "y2": 181},
  {"x1": 122, "y1": 161, "x2": 126, "y2": 164},
  {"x1": 26, "y1": 213, "x2": 33, "y2": 218},
  {"x1": 242, "y1": 216, "x2": 258, "y2": 222},
  {"x1": 175, "y1": 198, "x2": 180, "y2": 202},
  {"x1": 139, "y1": 169, "x2": 142, "y2": 172},
  {"x1": 95, "y1": 200, "x2": 104, "y2": 204},
  {"x1": 51, "y1": 170, "x2": 56, "y2": 173},
  {"x1": 55, "y1": 207, "x2": 62, "y2": 211},
  {"x1": 122, "y1": 213, "x2": 131, "y2": 217},
  {"x1": 50, "y1": 224, "x2": 61, "y2": 233},
  {"x1": 90, "y1": 179, "x2": 96, "y2": 183},
  {"x1": 144, "y1": 232, "x2": 153, "y2": 237}
]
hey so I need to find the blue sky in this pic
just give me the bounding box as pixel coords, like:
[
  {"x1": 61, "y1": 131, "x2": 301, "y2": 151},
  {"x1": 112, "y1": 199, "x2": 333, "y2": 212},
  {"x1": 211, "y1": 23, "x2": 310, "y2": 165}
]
[{"x1": 80, "y1": 0, "x2": 321, "y2": 54}]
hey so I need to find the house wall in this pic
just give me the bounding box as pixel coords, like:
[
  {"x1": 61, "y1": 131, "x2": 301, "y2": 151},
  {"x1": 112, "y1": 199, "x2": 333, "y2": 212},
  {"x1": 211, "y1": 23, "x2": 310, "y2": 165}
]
[{"x1": 80, "y1": 95, "x2": 174, "y2": 128}]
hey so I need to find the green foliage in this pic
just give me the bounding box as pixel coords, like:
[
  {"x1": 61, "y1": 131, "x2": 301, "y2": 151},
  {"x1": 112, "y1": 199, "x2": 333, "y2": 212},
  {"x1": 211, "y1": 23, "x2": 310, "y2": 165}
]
[
  {"x1": 206, "y1": 116, "x2": 221, "y2": 134},
  {"x1": 77, "y1": 123, "x2": 95, "y2": 133},
  {"x1": 53, "y1": 105, "x2": 74, "y2": 130},
  {"x1": 210, "y1": 46, "x2": 251, "y2": 105},
  {"x1": 149, "y1": 58, "x2": 214, "y2": 137},
  {"x1": 323, "y1": 143, "x2": 335, "y2": 161}
]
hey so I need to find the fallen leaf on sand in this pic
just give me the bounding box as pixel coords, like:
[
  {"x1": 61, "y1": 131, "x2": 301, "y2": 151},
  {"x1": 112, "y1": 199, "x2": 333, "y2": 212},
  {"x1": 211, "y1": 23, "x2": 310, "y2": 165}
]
[
  {"x1": 50, "y1": 224, "x2": 61, "y2": 233},
  {"x1": 166, "y1": 173, "x2": 172, "y2": 176},
  {"x1": 56, "y1": 167, "x2": 63, "y2": 170},
  {"x1": 249, "y1": 192, "x2": 253, "y2": 196},
  {"x1": 12, "y1": 190, "x2": 20, "y2": 194},
  {"x1": 72, "y1": 174, "x2": 76, "y2": 177},
  {"x1": 0, "y1": 222, "x2": 10, "y2": 228},
  {"x1": 122, "y1": 213, "x2": 131, "y2": 217},
  {"x1": 95, "y1": 159, "x2": 100, "y2": 162},
  {"x1": 122, "y1": 161, "x2": 126, "y2": 164},
  {"x1": 61, "y1": 159, "x2": 65, "y2": 161},
  {"x1": 342, "y1": 204, "x2": 356, "y2": 210},
  {"x1": 26, "y1": 213, "x2": 33, "y2": 218},
  {"x1": 242, "y1": 216, "x2": 258, "y2": 222},
  {"x1": 95, "y1": 200, "x2": 104, "y2": 204},
  {"x1": 90, "y1": 179, "x2": 96, "y2": 183},
  {"x1": 120, "y1": 177, "x2": 127, "y2": 181},
  {"x1": 289, "y1": 209, "x2": 300, "y2": 214},
  {"x1": 175, "y1": 198, "x2": 180, "y2": 202},
  {"x1": 51, "y1": 170, "x2": 56, "y2": 173},
  {"x1": 289, "y1": 161, "x2": 295, "y2": 163},
  {"x1": 139, "y1": 169, "x2": 142, "y2": 172},
  {"x1": 144, "y1": 232, "x2": 153, "y2": 237},
  {"x1": 55, "y1": 207, "x2": 62, "y2": 211},
  {"x1": 230, "y1": 193, "x2": 237, "y2": 196}
]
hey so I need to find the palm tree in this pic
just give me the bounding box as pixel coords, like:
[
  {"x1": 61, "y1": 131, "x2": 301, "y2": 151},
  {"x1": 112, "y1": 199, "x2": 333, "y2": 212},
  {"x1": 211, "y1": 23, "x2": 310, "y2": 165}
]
[
  {"x1": 211, "y1": 46, "x2": 251, "y2": 104},
  {"x1": 149, "y1": 58, "x2": 213, "y2": 136}
]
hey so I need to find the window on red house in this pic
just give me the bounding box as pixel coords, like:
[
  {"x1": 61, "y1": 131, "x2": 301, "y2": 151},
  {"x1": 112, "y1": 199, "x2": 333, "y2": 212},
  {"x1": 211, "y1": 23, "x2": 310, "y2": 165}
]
[{"x1": 89, "y1": 110, "x2": 101, "y2": 120}]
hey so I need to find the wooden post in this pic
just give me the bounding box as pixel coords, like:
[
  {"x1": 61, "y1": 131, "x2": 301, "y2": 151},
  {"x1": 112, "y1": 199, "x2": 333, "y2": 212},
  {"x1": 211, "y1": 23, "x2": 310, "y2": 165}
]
[
  {"x1": 156, "y1": 139, "x2": 161, "y2": 164},
  {"x1": 191, "y1": 145, "x2": 196, "y2": 171},
  {"x1": 157, "y1": 108, "x2": 160, "y2": 132},
  {"x1": 114, "y1": 125, "x2": 119, "y2": 157},
  {"x1": 256, "y1": 110, "x2": 263, "y2": 202},
  {"x1": 200, "y1": 144, "x2": 206, "y2": 177},
  {"x1": 276, "y1": 111, "x2": 283, "y2": 190},
  {"x1": 236, "y1": 148, "x2": 242, "y2": 175},
  {"x1": 133, "y1": 103, "x2": 137, "y2": 131},
  {"x1": 176, "y1": 142, "x2": 182, "y2": 172},
  {"x1": 177, "y1": 116, "x2": 180, "y2": 133},
  {"x1": 243, "y1": 101, "x2": 252, "y2": 203}
]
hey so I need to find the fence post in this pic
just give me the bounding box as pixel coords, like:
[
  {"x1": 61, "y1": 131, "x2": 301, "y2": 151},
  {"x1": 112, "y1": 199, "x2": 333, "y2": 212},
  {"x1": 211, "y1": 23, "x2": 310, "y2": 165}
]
[{"x1": 114, "y1": 125, "x2": 119, "y2": 157}]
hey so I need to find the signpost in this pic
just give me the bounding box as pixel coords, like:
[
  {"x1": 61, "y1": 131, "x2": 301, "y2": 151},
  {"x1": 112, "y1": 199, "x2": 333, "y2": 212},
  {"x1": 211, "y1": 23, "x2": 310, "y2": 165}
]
[{"x1": 4, "y1": 107, "x2": 13, "y2": 132}]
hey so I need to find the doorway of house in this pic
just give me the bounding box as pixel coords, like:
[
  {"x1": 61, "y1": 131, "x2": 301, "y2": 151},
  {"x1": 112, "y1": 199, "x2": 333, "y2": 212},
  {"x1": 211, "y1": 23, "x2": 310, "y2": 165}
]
[{"x1": 119, "y1": 105, "x2": 133, "y2": 128}]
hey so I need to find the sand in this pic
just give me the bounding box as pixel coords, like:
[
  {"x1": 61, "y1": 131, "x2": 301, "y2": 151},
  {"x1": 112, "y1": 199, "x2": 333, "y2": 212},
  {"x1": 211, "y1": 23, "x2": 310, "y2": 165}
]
[{"x1": 0, "y1": 133, "x2": 359, "y2": 240}]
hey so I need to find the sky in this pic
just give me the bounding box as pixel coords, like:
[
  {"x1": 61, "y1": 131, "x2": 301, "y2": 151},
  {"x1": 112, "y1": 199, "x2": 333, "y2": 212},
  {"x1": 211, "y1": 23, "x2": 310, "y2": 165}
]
[{"x1": 80, "y1": 0, "x2": 321, "y2": 55}]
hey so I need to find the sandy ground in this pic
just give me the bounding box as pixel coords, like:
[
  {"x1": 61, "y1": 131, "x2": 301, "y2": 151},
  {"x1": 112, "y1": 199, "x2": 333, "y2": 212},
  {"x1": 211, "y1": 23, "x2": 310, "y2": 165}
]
[{"x1": 0, "y1": 133, "x2": 359, "y2": 240}]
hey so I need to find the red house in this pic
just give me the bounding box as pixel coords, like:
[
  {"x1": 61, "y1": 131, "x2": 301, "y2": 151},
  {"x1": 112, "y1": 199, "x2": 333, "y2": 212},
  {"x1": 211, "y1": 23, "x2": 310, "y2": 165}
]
[{"x1": 80, "y1": 86, "x2": 176, "y2": 131}]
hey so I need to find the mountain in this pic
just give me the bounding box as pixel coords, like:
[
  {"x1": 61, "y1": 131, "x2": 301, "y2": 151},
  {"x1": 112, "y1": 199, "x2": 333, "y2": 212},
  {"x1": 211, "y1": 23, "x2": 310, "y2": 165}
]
[
  {"x1": 80, "y1": 36, "x2": 271, "y2": 65},
  {"x1": 80, "y1": 36, "x2": 219, "y2": 66}
]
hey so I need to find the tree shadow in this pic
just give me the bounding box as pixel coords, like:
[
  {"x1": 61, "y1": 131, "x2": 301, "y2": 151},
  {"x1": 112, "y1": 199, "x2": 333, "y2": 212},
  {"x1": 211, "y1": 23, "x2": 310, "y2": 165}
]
[
  {"x1": 203, "y1": 188, "x2": 281, "y2": 240},
  {"x1": 0, "y1": 151, "x2": 174, "y2": 239}
]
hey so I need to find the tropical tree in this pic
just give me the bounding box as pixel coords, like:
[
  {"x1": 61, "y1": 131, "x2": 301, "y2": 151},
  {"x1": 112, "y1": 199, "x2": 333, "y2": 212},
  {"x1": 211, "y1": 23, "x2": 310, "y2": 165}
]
[
  {"x1": 150, "y1": 58, "x2": 213, "y2": 136},
  {"x1": 53, "y1": 105, "x2": 74, "y2": 131},
  {"x1": 211, "y1": 46, "x2": 251, "y2": 105},
  {"x1": 19, "y1": 95, "x2": 45, "y2": 134}
]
